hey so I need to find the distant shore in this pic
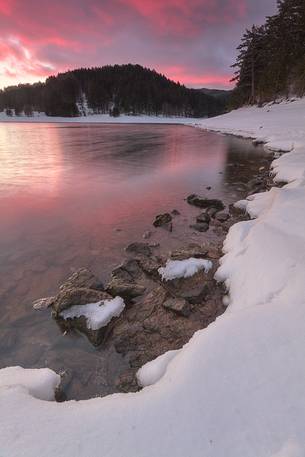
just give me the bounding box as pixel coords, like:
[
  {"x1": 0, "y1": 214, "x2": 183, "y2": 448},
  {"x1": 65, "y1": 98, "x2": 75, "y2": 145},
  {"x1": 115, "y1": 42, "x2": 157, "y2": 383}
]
[{"x1": 0, "y1": 112, "x2": 202, "y2": 125}]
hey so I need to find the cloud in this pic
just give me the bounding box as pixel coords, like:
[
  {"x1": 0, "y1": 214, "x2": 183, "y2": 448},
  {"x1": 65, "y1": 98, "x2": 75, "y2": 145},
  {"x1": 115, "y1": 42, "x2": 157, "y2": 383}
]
[{"x1": 0, "y1": 0, "x2": 277, "y2": 89}]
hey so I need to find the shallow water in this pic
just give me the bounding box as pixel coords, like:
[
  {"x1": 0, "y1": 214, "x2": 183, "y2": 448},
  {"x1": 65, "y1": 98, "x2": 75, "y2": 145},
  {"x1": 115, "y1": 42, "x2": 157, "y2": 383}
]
[{"x1": 0, "y1": 123, "x2": 270, "y2": 399}]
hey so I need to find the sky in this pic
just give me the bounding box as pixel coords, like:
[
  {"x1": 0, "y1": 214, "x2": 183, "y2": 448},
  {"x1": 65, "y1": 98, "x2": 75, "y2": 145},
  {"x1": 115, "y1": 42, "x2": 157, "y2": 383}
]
[{"x1": 0, "y1": 0, "x2": 277, "y2": 90}]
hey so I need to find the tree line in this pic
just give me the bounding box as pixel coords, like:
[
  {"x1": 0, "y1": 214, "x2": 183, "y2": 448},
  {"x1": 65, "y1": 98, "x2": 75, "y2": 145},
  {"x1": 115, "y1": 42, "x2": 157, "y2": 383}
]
[
  {"x1": 0, "y1": 64, "x2": 228, "y2": 118},
  {"x1": 231, "y1": 0, "x2": 305, "y2": 105}
]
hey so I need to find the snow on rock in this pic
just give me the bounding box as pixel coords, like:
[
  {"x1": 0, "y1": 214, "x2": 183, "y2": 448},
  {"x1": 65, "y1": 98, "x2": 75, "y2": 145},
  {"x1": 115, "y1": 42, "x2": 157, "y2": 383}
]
[
  {"x1": 158, "y1": 258, "x2": 212, "y2": 281},
  {"x1": 2, "y1": 99, "x2": 305, "y2": 456},
  {"x1": 0, "y1": 366, "x2": 60, "y2": 401},
  {"x1": 136, "y1": 350, "x2": 180, "y2": 388},
  {"x1": 60, "y1": 297, "x2": 125, "y2": 330}
]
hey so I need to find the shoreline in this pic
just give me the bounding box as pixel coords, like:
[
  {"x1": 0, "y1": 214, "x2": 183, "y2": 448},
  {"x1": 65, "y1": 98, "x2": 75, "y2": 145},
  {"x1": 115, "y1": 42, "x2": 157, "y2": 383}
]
[{"x1": 1, "y1": 98, "x2": 305, "y2": 456}]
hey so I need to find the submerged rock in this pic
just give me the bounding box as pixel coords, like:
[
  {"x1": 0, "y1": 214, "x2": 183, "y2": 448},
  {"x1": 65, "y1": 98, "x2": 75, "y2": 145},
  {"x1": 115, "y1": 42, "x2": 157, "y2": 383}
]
[
  {"x1": 125, "y1": 242, "x2": 152, "y2": 257},
  {"x1": 153, "y1": 213, "x2": 172, "y2": 227},
  {"x1": 190, "y1": 222, "x2": 209, "y2": 233},
  {"x1": 196, "y1": 212, "x2": 210, "y2": 224},
  {"x1": 187, "y1": 194, "x2": 225, "y2": 211}
]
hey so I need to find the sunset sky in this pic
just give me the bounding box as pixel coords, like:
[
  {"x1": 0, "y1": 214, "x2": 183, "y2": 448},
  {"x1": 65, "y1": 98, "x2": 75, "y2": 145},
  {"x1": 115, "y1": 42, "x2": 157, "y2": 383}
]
[{"x1": 0, "y1": 0, "x2": 276, "y2": 90}]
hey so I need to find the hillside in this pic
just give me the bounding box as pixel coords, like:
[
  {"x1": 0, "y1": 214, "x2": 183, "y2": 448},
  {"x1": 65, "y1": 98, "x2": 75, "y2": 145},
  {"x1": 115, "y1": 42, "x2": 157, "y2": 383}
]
[{"x1": 0, "y1": 65, "x2": 227, "y2": 118}]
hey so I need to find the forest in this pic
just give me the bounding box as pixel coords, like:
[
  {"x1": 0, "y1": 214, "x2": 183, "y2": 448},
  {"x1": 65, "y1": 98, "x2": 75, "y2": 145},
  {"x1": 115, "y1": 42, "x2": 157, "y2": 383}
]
[
  {"x1": 232, "y1": 0, "x2": 305, "y2": 105},
  {"x1": 0, "y1": 64, "x2": 228, "y2": 118}
]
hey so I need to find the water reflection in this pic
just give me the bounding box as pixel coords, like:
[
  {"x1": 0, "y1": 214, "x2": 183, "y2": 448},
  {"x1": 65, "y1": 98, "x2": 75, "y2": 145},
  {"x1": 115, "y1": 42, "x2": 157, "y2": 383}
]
[{"x1": 0, "y1": 123, "x2": 269, "y2": 399}]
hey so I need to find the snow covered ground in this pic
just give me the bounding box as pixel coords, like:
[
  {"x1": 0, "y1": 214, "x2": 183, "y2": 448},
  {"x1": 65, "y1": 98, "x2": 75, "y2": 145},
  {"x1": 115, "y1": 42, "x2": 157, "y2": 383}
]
[
  {"x1": 2, "y1": 98, "x2": 305, "y2": 456},
  {"x1": 0, "y1": 111, "x2": 199, "y2": 125}
]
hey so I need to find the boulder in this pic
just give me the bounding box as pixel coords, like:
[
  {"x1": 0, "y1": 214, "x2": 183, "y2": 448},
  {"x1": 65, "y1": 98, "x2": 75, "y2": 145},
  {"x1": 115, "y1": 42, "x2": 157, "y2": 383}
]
[
  {"x1": 52, "y1": 288, "x2": 112, "y2": 315},
  {"x1": 153, "y1": 213, "x2": 172, "y2": 227},
  {"x1": 171, "y1": 209, "x2": 180, "y2": 216},
  {"x1": 59, "y1": 268, "x2": 104, "y2": 292},
  {"x1": 187, "y1": 194, "x2": 225, "y2": 211}
]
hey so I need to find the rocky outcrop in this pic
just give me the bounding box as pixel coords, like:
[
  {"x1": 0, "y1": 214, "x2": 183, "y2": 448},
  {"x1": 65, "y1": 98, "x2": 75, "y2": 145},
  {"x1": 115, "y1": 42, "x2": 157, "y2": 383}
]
[{"x1": 52, "y1": 288, "x2": 112, "y2": 315}]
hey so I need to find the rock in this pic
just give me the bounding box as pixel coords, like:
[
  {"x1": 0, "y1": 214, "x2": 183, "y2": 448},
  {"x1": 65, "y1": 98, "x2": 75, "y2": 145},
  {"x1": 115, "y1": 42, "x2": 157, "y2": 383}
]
[
  {"x1": 162, "y1": 268, "x2": 215, "y2": 304},
  {"x1": 137, "y1": 256, "x2": 162, "y2": 276},
  {"x1": 215, "y1": 211, "x2": 230, "y2": 222},
  {"x1": 163, "y1": 297, "x2": 191, "y2": 317},
  {"x1": 171, "y1": 209, "x2": 180, "y2": 216},
  {"x1": 196, "y1": 212, "x2": 210, "y2": 224},
  {"x1": 125, "y1": 242, "x2": 152, "y2": 257},
  {"x1": 59, "y1": 268, "x2": 104, "y2": 292},
  {"x1": 229, "y1": 203, "x2": 245, "y2": 217},
  {"x1": 206, "y1": 186, "x2": 212, "y2": 190},
  {"x1": 106, "y1": 279, "x2": 146, "y2": 301},
  {"x1": 153, "y1": 213, "x2": 172, "y2": 227},
  {"x1": 33, "y1": 296, "x2": 56, "y2": 310},
  {"x1": 52, "y1": 288, "x2": 112, "y2": 315},
  {"x1": 206, "y1": 207, "x2": 220, "y2": 218},
  {"x1": 106, "y1": 259, "x2": 146, "y2": 301},
  {"x1": 142, "y1": 231, "x2": 152, "y2": 240},
  {"x1": 170, "y1": 244, "x2": 208, "y2": 260},
  {"x1": 187, "y1": 194, "x2": 225, "y2": 211},
  {"x1": 190, "y1": 223, "x2": 209, "y2": 233}
]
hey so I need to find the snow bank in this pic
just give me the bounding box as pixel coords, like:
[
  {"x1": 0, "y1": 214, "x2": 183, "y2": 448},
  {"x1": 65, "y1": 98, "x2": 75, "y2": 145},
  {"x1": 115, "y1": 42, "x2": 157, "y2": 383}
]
[
  {"x1": 0, "y1": 111, "x2": 198, "y2": 125},
  {"x1": 136, "y1": 350, "x2": 180, "y2": 388},
  {"x1": 2, "y1": 98, "x2": 305, "y2": 456},
  {"x1": 60, "y1": 297, "x2": 125, "y2": 330},
  {"x1": 158, "y1": 258, "x2": 212, "y2": 281},
  {"x1": 0, "y1": 367, "x2": 60, "y2": 401}
]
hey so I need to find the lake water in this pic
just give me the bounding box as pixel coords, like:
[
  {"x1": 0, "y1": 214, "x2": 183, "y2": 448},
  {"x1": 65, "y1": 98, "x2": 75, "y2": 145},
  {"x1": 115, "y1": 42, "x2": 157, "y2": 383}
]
[{"x1": 0, "y1": 123, "x2": 270, "y2": 399}]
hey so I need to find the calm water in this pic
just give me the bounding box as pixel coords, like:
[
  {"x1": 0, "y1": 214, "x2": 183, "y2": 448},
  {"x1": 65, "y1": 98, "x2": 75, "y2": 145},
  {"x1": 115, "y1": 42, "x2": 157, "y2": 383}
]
[{"x1": 0, "y1": 123, "x2": 269, "y2": 398}]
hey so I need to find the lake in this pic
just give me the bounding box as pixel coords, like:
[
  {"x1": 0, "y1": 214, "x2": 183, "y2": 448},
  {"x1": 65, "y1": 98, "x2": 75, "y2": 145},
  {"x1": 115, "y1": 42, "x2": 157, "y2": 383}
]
[{"x1": 0, "y1": 122, "x2": 270, "y2": 399}]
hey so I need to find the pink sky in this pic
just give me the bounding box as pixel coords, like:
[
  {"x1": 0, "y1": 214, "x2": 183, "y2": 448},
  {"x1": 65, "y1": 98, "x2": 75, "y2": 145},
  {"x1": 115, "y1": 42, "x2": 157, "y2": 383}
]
[{"x1": 0, "y1": 0, "x2": 276, "y2": 89}]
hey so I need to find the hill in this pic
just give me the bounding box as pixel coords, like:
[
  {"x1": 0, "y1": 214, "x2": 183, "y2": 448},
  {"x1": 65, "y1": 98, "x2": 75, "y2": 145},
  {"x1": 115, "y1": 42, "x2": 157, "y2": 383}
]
[{"x1": 0, "y1": 64, "x2": 228, "y2": 118}]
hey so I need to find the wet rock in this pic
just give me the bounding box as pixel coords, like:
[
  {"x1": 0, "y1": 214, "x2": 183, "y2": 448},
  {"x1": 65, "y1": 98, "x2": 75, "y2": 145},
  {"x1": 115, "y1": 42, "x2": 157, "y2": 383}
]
[
  {"x1": 170, "y1": 244, "x2": 208, "y2": 261},
  {"x1": 190, "y1": 222, "x2": 209, "y2": 233},
  {"x1": 206, "y1": 186, "x2": 212, "y2": 190},
  {"x1": 153, "y1": 213, "x2": 172, "y2": 227},
  {"x1": 187, "y1": 194, "x2": 225, "y2": 211},
  {"x1": 163, "y1": 297, "x2": 191, "y2": 317},
  {"x1": 59, "y1": 268, "x2": 104, "y2": 292},
  {"x1": 215, "y1": 211, "x2": 230, "y2": 222},
  {"x1": 33, "y1": 296, "x2": 56, "y2": 310},
  {"x1": 137, "y1": 256, "x2": 162, "y2": 277},
  {"x1": 115, "y1": 370, "x2": 139, "y2": 393},
  {"x1": 196, "y1": 212, "x2": 210, "y2": 224},
  {"x1": 52, "y1": 288, "x2": 112, "y2": 315},
  {"x1": 125, "y1": 242, "x2": 152, "y2": 257},
  {"x1": 171, "y1": 209, "x2": 180, "y2": 216}
]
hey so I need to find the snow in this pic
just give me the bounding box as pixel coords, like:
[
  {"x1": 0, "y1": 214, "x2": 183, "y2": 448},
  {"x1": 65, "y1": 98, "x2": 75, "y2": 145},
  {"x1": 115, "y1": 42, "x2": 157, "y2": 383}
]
[
  {"x1": 2, "y1": 98, "x2": 305, "y2": 456},
  {"x1": 0, "y1": 111, "x2": 199, "y2": 125},
  {"x1": 158, "y1": 258, "x2": 213, "y2": 281},
  {"x1": 60, "y1": 297, "x2": 125, "y2": 330},
  {"x1": 136, "y1": 350, "x2": 180, "y2": 387},
  {"x1": 0, "y1": 367, "x2": 60, "y2": 401}
]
